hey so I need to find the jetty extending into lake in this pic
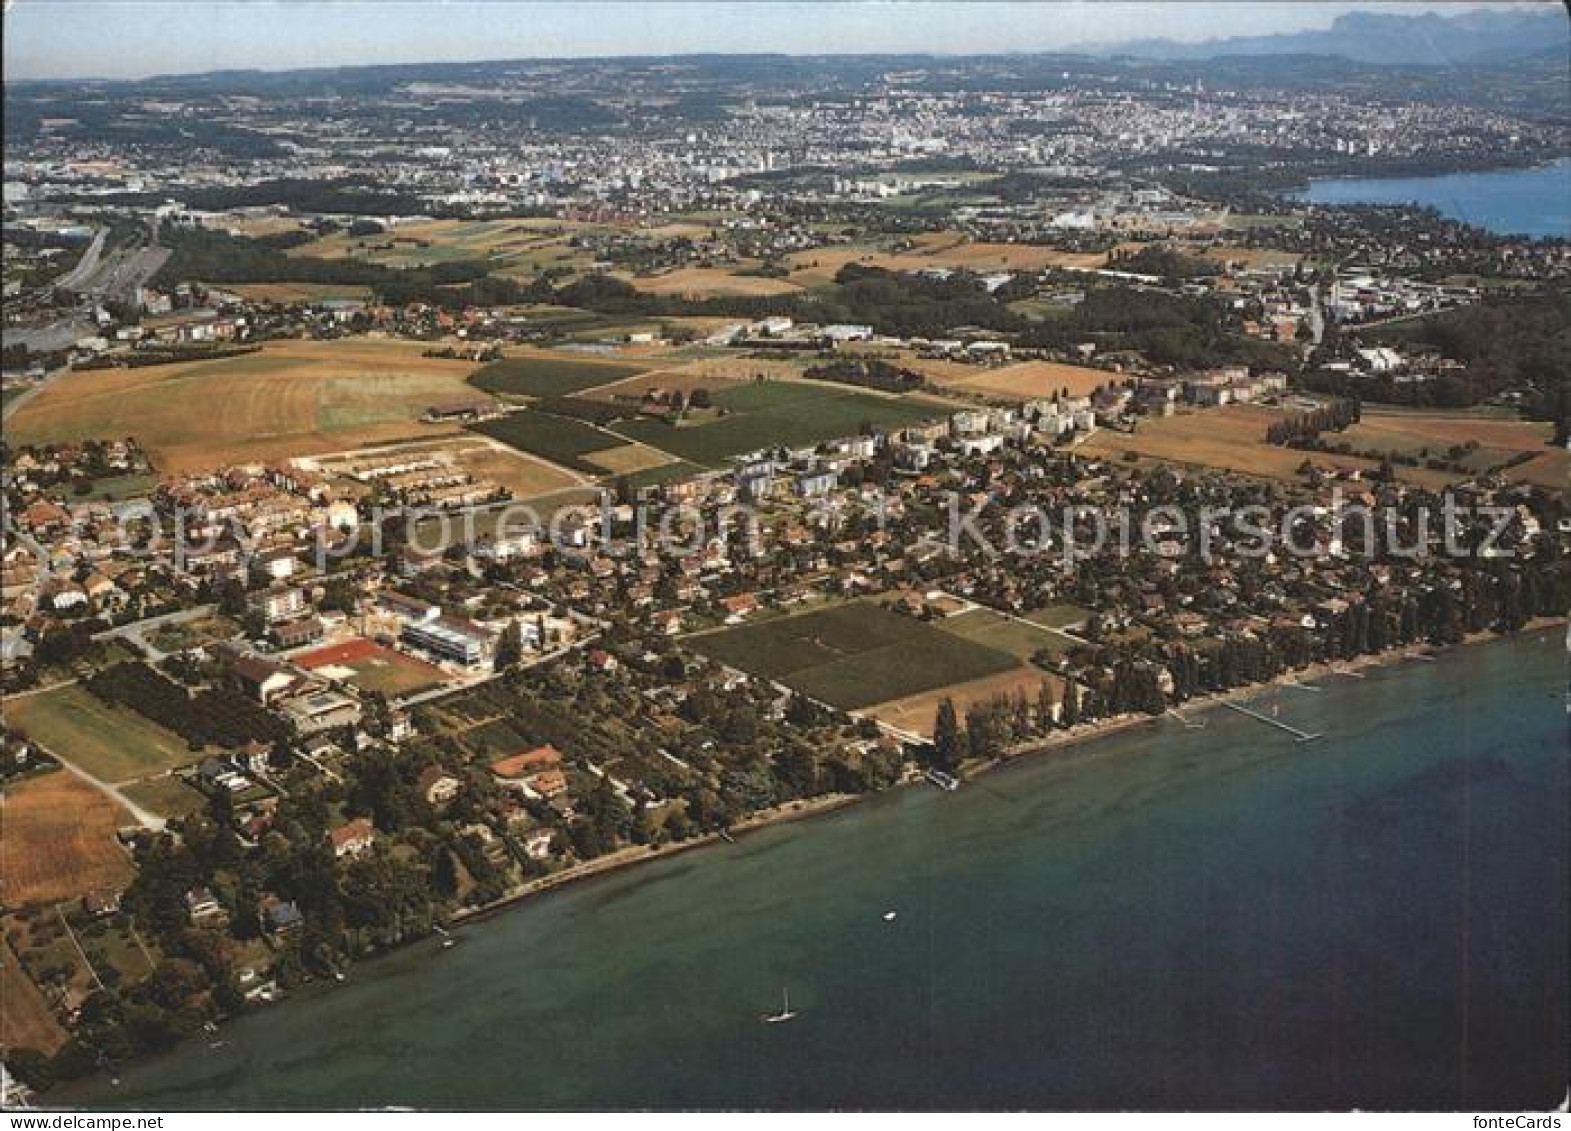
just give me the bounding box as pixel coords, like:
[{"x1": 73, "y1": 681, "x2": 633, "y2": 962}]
[{"x1": 1223, "y1": 701, "x2": 1323, "y2": 743}]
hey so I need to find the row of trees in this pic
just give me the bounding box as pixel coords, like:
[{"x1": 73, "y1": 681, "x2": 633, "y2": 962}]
[
  {"x1": 86, "y1": 662, "x2": 287, "y2": 750},
  {"x1": 1264, "y1": 398, "x2": 1360, "y2": 446}
]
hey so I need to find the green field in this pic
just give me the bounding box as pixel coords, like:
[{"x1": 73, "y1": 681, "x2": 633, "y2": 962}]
[
  {"x1": 686, "y1": 601, "x2": 1018, "y2": 711},
  {"x1": 471, "y1": 357, "x2": 650, "y2": 399},
  {"x1": 617, "y1": 384, "x2": 941, "y2": 467},
  {"x1": 470, "y1": 410, "x2": 623, "y2": 474},
  {"x1": 120, "y1": 775, "x2": 208, "y2": 819},
  {"x1": 1024, "y1": 604, "x2": 1093, "y2": 632},
  {"x1": 343, "y1": 651, "x2": 446, "y2": 698},
  {"x1": 6, "y1": 684, "x2": 201, "y2": 784},
  {"x1": 943, "y1": 608, "x2": 1078, "y2": 660}
]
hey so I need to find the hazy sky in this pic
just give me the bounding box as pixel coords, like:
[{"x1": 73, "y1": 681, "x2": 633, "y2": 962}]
[{"x1": 2, "y1": 1, "x2": 1554, "y2": 81}]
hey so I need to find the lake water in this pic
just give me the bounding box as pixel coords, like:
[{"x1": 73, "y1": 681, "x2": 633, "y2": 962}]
[
  {"x1": 1293, "y1": 159, "x2": 1571, "y2": 239},
  {"x1": 78, "y1": 631, "x2": 1568, "y2": 1110}
]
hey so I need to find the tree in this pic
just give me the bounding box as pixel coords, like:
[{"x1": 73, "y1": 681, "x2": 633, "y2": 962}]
[
  {"x1": 932, "y1": 697, "x2": 962, "y2": 770},
  {"x1": 493, "y1": 620, "x2": 524, "y2": 672}
]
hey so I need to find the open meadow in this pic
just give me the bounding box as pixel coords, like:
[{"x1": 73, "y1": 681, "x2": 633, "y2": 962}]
[
  {"x1": 618, "y1": 266, "x2": 803, "y2": 298},
  {"x1": 6, "y1": 684, "x2": 202, "y2": 785},
  {"x1": 924, "y1": 359, "x2": 1114, "y2": 401},
  {"x1": 6, "y1": 339, "x2": 486, "y2": 473},
  {"x1": 0, "y1": 771, "x2": 134, "y2": 906}
]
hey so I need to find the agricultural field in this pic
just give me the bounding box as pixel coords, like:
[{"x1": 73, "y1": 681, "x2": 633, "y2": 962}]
[
  {"x1": 867, "y1": 666, "x2": 1065, "y2": 740},
  {"x1": 1078, "y1": 405, "x2": 1459, "y2": 489},
  {"x1": 293, "y1": 638, "x2": 447, "y2": 698},
  {"x1": 685, "y1": 600, "x2": 1019, "y2": 712},
  {"x1": 289, "y1": 218, "x2": 597, "y2": 277},
  {"x1": 224, "y1": 282, "x2": 373, "y2": 304},
  {"x1": 1, "y1": 936, "x2": 68, "y2": 1055},
  {"x1": 470, "y1": 410, "x2": 625, "y2": 476},
  {"x1": 928, "y1": 359, "x2": 1114, "y2": 401},
  {"x1": 5, "y1": 684, "x2": 201, "y2": 784},
  {"x1": 0, "y1": 771, "x2": 134, "y2": 906},
  {"x1": 6, "y1": 339, "x2": 486, "y2": 473},
  {"x1": 1341, "y1": 412, "x2": 1567, "y2": 489},
  {"x1": 581, "y1": 358, "x2": 802, "y2": 403},
  {"x1": 471, "y1": 354, "x2": 653, "y2": 399},
  {"x1": 618, "y1": 266, "x2": 803, "y2": 298},
  {"x1": 783, "y1": 238, "x2": 1107, "y2": 288},
  {"x1": 615, "y1": 381, "x2": 942, "y2": 467}
]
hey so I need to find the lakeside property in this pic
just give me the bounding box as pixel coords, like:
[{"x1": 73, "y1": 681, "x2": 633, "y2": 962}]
[{"x1": 68, "y1": 630, "x2": 1568, "y2": 1110}]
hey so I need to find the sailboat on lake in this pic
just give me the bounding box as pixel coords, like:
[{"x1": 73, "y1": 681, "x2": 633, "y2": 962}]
[{"x1": 763, "y1": 987, "x2": 798, "y2": 1024}]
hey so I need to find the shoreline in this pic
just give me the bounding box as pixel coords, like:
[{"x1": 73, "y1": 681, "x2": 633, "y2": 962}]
[
  {"x1": 953, "y1": 616, "x2": 1567, "y2": 783},
  {"x1": 47, "y1": 618, "x2": 1565, "y2": 1101}
]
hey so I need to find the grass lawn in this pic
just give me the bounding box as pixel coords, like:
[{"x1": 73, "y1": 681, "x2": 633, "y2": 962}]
[
  {"x1": 616, "y1": 385, "x2": 940, "y2": 467},
  {"x1": 1024, "y1": 604, "x2": 1093, "y2": 631},
  {"x1": 6, "y1": 684, "x2": 201, "y2": 784},
  {"x1": 686, "y1": 600, "x2": 1018, "y2": 711},
  {"x1": 119, "y1": 776, "x2": 209, "y2": 820},
  {"x1": 941, "y1": 608, "x2": 1078, "y2": 660},
  {"x1": 471, "y1": 356, "x2": 651, "y2": 399}
]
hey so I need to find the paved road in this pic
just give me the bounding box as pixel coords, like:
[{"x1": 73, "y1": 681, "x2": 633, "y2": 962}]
[
  {"x1": 55, "y1": 226, "x2": 108, "y2": 292},
  {"x1": 93, "y1": 604, "x2": 217, "y2": 663}
]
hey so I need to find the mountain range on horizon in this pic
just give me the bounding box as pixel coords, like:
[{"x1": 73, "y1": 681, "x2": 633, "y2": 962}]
[{"x1": 1079, "y1": 7, "x2": 1570, "y2": 66}]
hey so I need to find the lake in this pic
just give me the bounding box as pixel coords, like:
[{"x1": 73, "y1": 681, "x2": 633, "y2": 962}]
[
  {"x1": 1293, "y1": 159, "x2": 1571, "y2": 239},
  {"x1": 76, "y1": 631, "x2": 1569, "y2": 1110}
]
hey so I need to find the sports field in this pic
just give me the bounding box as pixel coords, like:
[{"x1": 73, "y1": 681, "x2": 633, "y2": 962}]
[
  {"x1": 685, "y1": 601, "x2": 1019, "y2": 712},
  {"x1": 6, "y1": 339, "x2": 486, "y2": 473},
  {"x1": 0, "y1": 770, "x2": 134, "y2": 906},
  {"x1": 615, "y1": 382, "x2": 942, "y2": 467},
  {"x1": 294, "y1": 638, "x2": 447, "y2": 697},
  {"x1": 6, "y1": 684, "x2": 201, "y2": 784}
]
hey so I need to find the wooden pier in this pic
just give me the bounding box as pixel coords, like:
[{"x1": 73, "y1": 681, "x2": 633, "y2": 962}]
[{"x1": 1224, "y1": 701, "x2": 1323, "y2": 743}]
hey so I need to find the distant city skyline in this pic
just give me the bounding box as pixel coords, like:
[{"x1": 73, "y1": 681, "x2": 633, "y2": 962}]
[{"x1": 1, "y1": 0, "x2": 1556, "y2": 82}]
